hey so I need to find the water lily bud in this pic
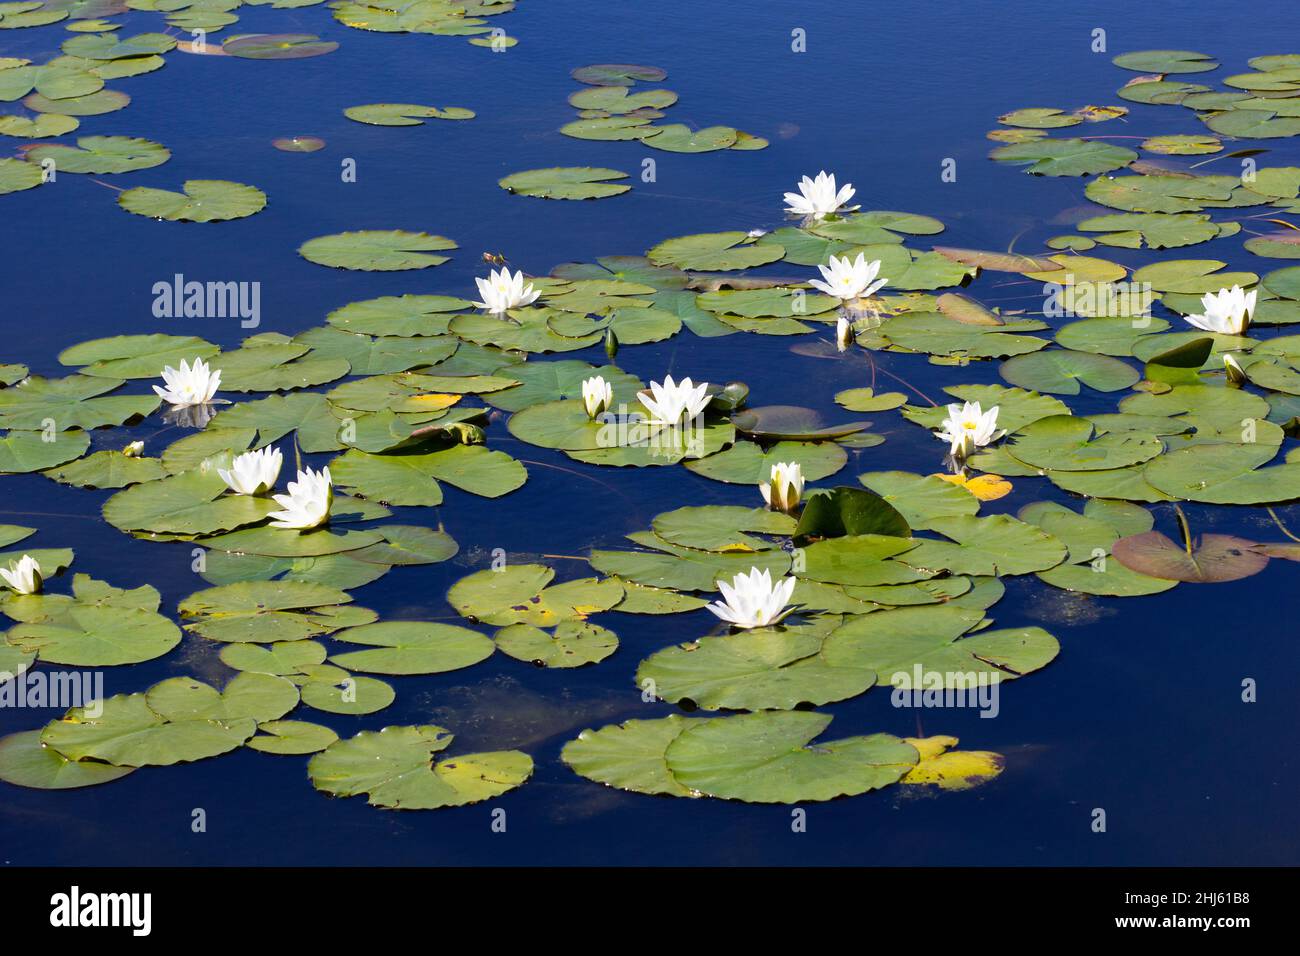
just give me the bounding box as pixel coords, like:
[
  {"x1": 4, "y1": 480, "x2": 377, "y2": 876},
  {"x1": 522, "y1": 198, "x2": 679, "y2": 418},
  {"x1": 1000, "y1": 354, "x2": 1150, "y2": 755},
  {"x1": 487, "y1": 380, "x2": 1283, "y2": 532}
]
[
  {"x1": 581, "y1": 375, "x2": 613, "y2": 420},
  {"x1": 1224, "y1": 353, "x2": 1247, "y2": 385},
  {"x1": 604, "y1": 327, "x2": 618, "y2": 360},
  {"x1": 759, "y1": 461, "x2": 805, "y2": 513},
  {"x1": 836, "y1": 315, "x2": 855, "y2": 352},
  {"x1": 122, "y1": 441, "x2": 145, "y2": 457}
]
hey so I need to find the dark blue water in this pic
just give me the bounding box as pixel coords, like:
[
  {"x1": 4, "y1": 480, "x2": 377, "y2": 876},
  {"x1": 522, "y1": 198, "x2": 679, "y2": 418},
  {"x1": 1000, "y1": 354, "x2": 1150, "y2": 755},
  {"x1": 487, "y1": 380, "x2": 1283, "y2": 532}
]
[{"x1": 2, "y1": 0, "x2": 1298, "y2": 865}]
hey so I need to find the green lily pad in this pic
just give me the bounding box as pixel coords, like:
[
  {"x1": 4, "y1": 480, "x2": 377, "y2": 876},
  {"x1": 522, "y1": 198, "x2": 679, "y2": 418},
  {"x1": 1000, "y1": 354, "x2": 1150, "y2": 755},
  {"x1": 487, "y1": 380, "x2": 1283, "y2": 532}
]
[
  {"x1": 857, "y1": 470, "x2": 981, "y2": 530},
  {"x1": 731, "y1": 406, "x2": 872, "y2": 441},
  {"x1": 24, "y1": 88, "x2": 129, "y2": 116},
  {"x1": 43, "y1": 450, "x2": 166, "y2": 489},
  {"x1": 247, "y1": 720, "x2": 339, "y2": 755},
  {"x1": 328, "y1": 621, "x2": 494, "y2": 675},
  {"x1": 902, "y1": 515, "x2": 1068, "y2": 575},
  {"x1": 219, "y1": 639, "x2": 328, "y2": 675},
  {"x1": 559, "y1": 115, "x2": 659, "y2": 141},
  {"x1": 224, "y1": 33, "x2": 338, "y2": 59},
  {"x1": 344, "y1": 102, "x2": 473, "y2": 125},
  {"x1": 0, "y1": 156, "x2": 42, "y2": 194},
  {"x1": 22, "y1": 135, "x2": 168, "y2": 174},
  {"x1": 685, "y1": 441, "x2": 847, "y2": 487},
  {"x1": 118, "y1": 180, "x2": 266, "y2": 222},
  {"x1": 571, "y1": 63, "x2": 667, "y2": 86},
  {"x1": 0, "y1": 374, "x2": 158, "y2": 430},
  {"x1": 299, "y1": 230, "x2": 457, "y2": 271},
  {"x1": 0, "y1": 730, "x2": 134, "y2": 790},
  {"x1": 0, "y1": 429, "x2": 89, "y2": 473},
  {"x1": 41, "y1": 692, "x2": 255, "y2": 767},
  {"x1": 568, "y1": 85, "x2": 677, "y2": 112},
  {"x1": 647, "y1": 232, "x2": 783, "y2": 271},
  {"x1": 499, "y1": 166, "x2": 629, "y2": 200},
  {"x1": 494, "y1": 620, "x2": 618, "y2": 668},
  {"x1": 1001, "y1": 415, "x2": 1163, "y2": 471},
  {"x1": 1205, "y1": 109, "x2": 1300, "y2": 139},
  {"x1": 103, "y1": 467, "x2": 277, "y2": 535},
  {"x1": 145, "y1": 672, "x2": 299, "y2": 724},
  {"x1": 1084, "y1": 174, "x2": 1237, "y2": 213},
  {"x1": 561, "y1": 715, "x2": 701, "y2": 797},
  {"x1": 1144, "y1": 442, "x2": 1300, "y2": 504},
  {"x1": 663, "y1": 711, "x2": 917, "y2": 804},
  {"x1": 1113, "y1": 49, "x2": 1218, "y2": 73},
  {"x1": 999, "y1": 350, "x2": 1139, "y2": 394},
  {"x1": 1142, "y1": 134, "x2": 1223, "y2": 155},
  {"x1": 821, "y1": 604, "x2": 1059, "y2": 683},
  {"x1": 651, "y1": 505, "x2": 794, "y2": 552},
  {"x1": 299, "y1": 673, "x2": 395, "y2": 715},
  {"x1": 307, "y1": 725, "x2": 532, "y2": 809},
  {"x1": 637, "y1": 623, "x2": 876, "y2": 712},
  {"x1": 448, "y1": 564, "x2": 624, "y2": 625},
  {"x1": 59, "y1": 333, "x2": 218, "y2": 379},
  {"x1": 6, "y1": 598, "x2": 180, "y2": 666},
  {"x1": 643, "y1": 124, "x2": 738, "y2": 152},
  {"x1": 990, "y1": 138, "x2": 1136, "y2": 176},
  {"x1": 997, "y1": 107, "x2": 1081, "y2": 129},
  {"x1": 0, "y1": 113, "x2": 77, "y2": 139}
]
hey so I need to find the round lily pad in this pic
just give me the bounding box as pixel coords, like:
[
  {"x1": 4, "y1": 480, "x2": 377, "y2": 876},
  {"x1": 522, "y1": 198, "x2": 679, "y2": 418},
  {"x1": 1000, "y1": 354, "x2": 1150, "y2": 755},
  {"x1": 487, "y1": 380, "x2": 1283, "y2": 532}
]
[
  {"x1": 663, "y1": 711, "x2": 918, "y2": 804},
  {"x1": 1000, "y1": 350, "x2": 1139, "y2": 394},
  {"x1": 23, "y1": 88, "x2": 129, "y2": 116},
  {"x1": 561, "y1": 715, "x2": 701, "y2": 797},
  {"x1": 0, "y1": 730, "x2": 135, "y2": 790},
  {"x1": 23, "y1": 135, "x2": 168, "y2": 174},
  {"x1": 494, "y1": 620, "x2": 618, "y2": 668},
  {"x1": 0, "y1": 156, "x2": 42, "y2": 195},
  {"x1": 247, "y1": 720, "x2": 338, "y2": 755},
  {"x1": 299, "y1": 674, "x2": 395, "y2": 715},
  {"x1": 41, "y1": 693, "x2": 256, "y2": 767},
  {"x1": 571, "y1": 63, "x2": 667, "y2": 86},
  {"x1": 1112, "y1": 530, "x2": 1267, "y2": 583},
  {"x1": 118, "y1": 180, "x2": 267, "y2": 222},
  {"x1": 499, "y1": 167, "x2": 630, "y2": 200},
  {"x1": 344, "y1": 103, "x2": 474, "y2": 125},
  {"x1": 329, "y1": 621, "x2": 495, "y2": 675},
  {"x1": 224, "y1": 34, "x2": 338, "y2": 59},
  {"x1": 1113, "y1": 50, "x2": 1218, "y2": 74},
  {"x1": 272, "y1": 135, "x2": 325, "y2": 152},
  {"x1": 307, "y1": 725, "x2": 533, "y2": 809},
  {"x1": 299, "y1": 230, "x2": 457, "y2": 271}
]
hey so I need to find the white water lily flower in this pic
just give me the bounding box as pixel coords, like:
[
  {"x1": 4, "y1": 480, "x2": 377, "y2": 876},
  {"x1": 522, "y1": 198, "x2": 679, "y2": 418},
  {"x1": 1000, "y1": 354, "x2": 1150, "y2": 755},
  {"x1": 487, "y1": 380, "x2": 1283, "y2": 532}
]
[
  {"x1": 1183, "y1": 285, "x2": 1256, "y2": 335},
  {"x1": 473, "y1": 267, "x2": 540, "y2": 314},
  {"x1": 267, "y1": 466, "x2": 332, "y2": 531},
  {"x1": 153, "y1": 356, "x2": 221, "y2": 407},
  {"x1": 784, "y1": 170, "x2": 856, "y2": 220},
  {"x1": 706, "y1": 567, "x2": 798, "y2": 630},
  {"x1": 936, "y1": 401, "x2": 1002, "y2": 459},
  {"x1": 581, "y1": 374, "x2": 613, "y2": 419},
  {"x1": 810, "y1": 253, "x2": 887, "y2": 303},
  {"x1": 217, "y1": 446, "x2": 283, "y2": 496},
  {"x1": 638, "y1": 375, "x2": 712, "y2": 425},
  {"x1": 0, "y1": 554, "x2": 41, "y2": 595},
  {"x1": 1224, "y1": 353, "x2": 1247, "y2": 385},
  {"x1": 760, "y1": 461, "x2": 804, "y2": 513},
  {"x1": 122, "y1": 441, "x2": 144, "y2": 457}
]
